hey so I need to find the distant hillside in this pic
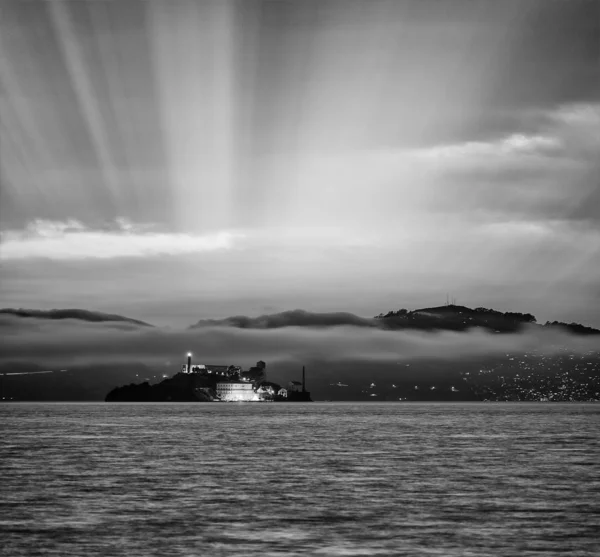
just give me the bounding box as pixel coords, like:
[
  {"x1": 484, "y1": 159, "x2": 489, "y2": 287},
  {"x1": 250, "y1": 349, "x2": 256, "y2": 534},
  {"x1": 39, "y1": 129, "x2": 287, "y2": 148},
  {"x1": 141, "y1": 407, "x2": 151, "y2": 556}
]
[
  {"x1": 190, "y1": 309, "x2": 376, "y2": 329},
  {"x1": 542, "y1": 320, "x2": 600, "y2": 335},
  {"x1": 0, "y1": 308, "x2": 153, "y2": 327},
  {"x1": 4, "y1": 305, "x2": 598, "y2": 335},
  {"x1": 189, "y1": 305, "x2": 599, "y2": 335},
  {"x1": 375, "y1": 305, "x2": 599, "y2": 335}
]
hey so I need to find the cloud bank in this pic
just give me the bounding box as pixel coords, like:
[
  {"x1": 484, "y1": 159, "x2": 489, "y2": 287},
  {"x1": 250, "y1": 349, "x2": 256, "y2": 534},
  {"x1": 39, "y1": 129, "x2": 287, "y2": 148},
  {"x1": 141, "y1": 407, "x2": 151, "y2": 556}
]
[
  {"x1": 2, "y1": 315, "x2": 597, "y2": 372},
  {"x1": 0, "y1": 219, "x2": 243, "y2": 260}
]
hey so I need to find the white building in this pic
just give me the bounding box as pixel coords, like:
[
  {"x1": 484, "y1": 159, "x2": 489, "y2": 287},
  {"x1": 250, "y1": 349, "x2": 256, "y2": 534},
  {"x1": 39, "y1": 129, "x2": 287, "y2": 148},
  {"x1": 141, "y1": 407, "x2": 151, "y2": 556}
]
[
  {"x1": 278, "y1": 388, "x2": 288, "y2": 398},
  {"x1": 216, "y1": 382, "x2": 259, "y2": 402}
]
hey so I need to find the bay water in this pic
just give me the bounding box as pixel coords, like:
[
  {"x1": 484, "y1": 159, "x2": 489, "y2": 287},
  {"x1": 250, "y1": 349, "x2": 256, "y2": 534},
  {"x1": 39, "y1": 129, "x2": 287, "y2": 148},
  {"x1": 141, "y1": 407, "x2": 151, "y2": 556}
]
[{"x1": 1, "y1": 402, "x2": 599, "y2": 556}]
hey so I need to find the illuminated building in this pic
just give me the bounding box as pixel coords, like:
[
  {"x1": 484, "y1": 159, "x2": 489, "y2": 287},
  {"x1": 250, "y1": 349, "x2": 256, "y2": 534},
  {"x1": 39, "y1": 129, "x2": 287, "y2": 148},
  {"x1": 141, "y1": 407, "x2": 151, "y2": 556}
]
[
  {"x1": 216, "y1": 382, "x2": 259, "y2": 402},
  {"x1": 181, "y1": 363, "x2": 230, "y2": 376},
  {"x1": 178, "y1": 354, "x2": 311, "y2": 401}
]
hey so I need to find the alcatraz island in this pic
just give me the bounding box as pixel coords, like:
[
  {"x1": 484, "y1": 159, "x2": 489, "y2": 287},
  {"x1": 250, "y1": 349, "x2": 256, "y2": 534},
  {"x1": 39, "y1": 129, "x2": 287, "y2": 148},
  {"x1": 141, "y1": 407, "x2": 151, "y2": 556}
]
[{"x1": 105, "y1": 355, "x2": 312, "y2": 402}]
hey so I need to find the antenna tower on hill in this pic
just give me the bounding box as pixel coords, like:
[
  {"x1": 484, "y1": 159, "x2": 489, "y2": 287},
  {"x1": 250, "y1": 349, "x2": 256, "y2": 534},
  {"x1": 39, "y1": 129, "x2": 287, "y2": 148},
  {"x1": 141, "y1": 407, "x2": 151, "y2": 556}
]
[{"x1": 446, "y1": 294, "x2": 458, "y2": 306}]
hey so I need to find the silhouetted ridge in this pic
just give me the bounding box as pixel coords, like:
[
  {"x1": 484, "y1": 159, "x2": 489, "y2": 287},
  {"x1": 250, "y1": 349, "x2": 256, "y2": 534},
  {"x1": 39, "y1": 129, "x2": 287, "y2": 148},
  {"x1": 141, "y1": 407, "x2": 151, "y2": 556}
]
[
  {"x1": 189, "y1": 305, "x2": 598, "y2": 335},
  {"x1": 0, "y1": 308, "x2": 153, "y2": 327},
  {"x1": 543, "y1": 320, "x2": 600, "y2": 335},
  {"x1": 190, "y1": 309, "x2": 376, "y2": 329},
  {"x1": 374, "y1": 304, "x2": 537, "y2": 333}
]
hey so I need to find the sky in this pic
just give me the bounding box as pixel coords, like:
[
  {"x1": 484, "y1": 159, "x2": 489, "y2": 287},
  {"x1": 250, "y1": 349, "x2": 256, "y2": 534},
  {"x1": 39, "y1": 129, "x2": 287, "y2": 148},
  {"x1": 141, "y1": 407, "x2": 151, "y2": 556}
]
[{"x1": 1, "y1": 0, "x2": 599, "y2": 328}]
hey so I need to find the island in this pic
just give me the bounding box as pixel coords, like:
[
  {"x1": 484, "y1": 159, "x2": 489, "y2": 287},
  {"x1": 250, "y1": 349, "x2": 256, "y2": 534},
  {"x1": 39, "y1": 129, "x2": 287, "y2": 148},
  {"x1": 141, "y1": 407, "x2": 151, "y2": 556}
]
[{"x1": 105, "y1": 359, "x2": 312, "y2": 402}]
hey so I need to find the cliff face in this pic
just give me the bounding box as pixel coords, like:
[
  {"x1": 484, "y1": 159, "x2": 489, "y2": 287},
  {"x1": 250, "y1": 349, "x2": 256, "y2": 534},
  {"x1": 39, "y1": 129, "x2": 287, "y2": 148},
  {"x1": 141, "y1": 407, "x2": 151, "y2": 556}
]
[{"x1": 105, "y1": 373, "x2": 218, "y2": 402}]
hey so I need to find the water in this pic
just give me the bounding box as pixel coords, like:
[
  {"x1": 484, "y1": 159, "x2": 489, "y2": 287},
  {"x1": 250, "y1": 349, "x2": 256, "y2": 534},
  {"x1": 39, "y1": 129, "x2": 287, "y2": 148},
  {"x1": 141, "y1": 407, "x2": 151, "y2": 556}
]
[{"x1": 1, "y1": 403, "x2": 599, "y2": 556}]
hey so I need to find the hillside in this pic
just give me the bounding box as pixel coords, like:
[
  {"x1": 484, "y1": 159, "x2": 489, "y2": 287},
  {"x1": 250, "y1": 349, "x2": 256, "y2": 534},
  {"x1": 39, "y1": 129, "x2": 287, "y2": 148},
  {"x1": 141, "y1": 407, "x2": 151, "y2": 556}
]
[
  {"x1": 190, "y1": 309, "x2": 375, "y2": 329},
  {"x1": 0, "y1": 308, "x2": 153, "y2": 327},
  {"x1": 189, "y1": 305, "x2": 600, "y2": 335},
  {"x1": 375, "y1": 305, "x2": 599, "y2": 335},
  {"x1": 3, "y1": 305, "x2": 598, "y2": 335}
]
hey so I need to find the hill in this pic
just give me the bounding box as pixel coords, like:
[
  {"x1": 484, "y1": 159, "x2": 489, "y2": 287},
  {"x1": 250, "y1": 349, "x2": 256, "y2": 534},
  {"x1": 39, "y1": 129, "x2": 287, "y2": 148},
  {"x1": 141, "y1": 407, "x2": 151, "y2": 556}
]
[
  {"x1": 190, "y1": 309, "x2": 375, "y2": 329},
  {"x1": 0, "y1": 308, "x2": 153, "y2": 327},
  {"x1": 375, "y1": 305, "x2": 599, "y2": 335},
  {"x1": 375, "y1": 305, "x2": 536, "y2": 333},
  {"x1": 190, "y1": 305, "x2": 599, "y2": 335}
]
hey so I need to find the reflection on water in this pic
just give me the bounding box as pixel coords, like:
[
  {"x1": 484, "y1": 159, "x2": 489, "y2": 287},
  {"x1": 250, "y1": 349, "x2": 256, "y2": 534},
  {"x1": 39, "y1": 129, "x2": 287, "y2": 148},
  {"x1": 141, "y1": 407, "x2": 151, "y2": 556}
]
[{"x1": 1, "y1": 403, "x2": 599, "y2": 556}]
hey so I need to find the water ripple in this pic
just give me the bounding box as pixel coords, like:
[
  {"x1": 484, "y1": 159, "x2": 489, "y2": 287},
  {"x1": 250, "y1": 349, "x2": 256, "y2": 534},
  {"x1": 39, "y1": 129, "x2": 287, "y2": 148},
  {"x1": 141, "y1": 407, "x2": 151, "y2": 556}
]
[{"x1": 1, "y1": 402, "x2": 599, "y2": 556}]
